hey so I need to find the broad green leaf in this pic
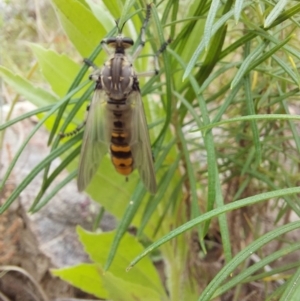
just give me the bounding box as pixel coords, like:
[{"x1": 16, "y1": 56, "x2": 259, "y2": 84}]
[
  {"x1": 0, "y1": 66, "x2": 57, "y2": 107},
  {"x1": 77, "y1": 227, "x2": 166, "y2": 296},
  {"x1": 76, "y1": 0, "x2": 89, "y2": 9},
  {"x1": 84, "y1": 156, "x2": 140, "y2": 219},
  {"x1": 52, "y1": 263, "x2": 108, "y2": 299},
  {"x1": 86, "y1": 0, "x2": 115, "y2": 31},
  {"x1": 30, "y1": 44, "x2": 83, "y2": 97},
  {"x1": 53, "y1": 263, "x2": 166, "y2": 301},
  {"x1": 102, "y1": 0, "x2": 122, "y2": 19},
  {"x1": 103, "y1": 271, "x2": 165, "y2": 301},
  {"x1": 51, "y1": 0, "x2": 106, "y2": 63}
]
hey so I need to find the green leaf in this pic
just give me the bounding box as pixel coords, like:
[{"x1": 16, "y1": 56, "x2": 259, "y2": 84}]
[
  {"x1": 51, "y1": 0, "x2": 106, "y2": 63},
  {"x1": 280, "y1": 266, "x2": 300, "y2": 301},
  {"x1": 183, "y1": 7, "x2": 236, "y2": 80},
  {"x1": 77, "y1": 227, "x2": 166, "y2": 296},
  {"x1": 215, "y1": 242, "x2": 300, "y2": 298},
  {"x1": 85, "y1": 0, "x2": 115, "y2": 31},
  {"x1": 83, "y1": 157, "x2": 139, "y2": 218},
  {"x1": 30, "y1": 44, "x2": 83, "y2": 97},
  {"x1": 103, "y1": 271, "x2": 164, "y2": 301},
  {"x1": 0, "y1": 66, "x2": 57, "y2": 107},
  {"x1": 203, "y1": 0, "x2": 220, "y2": 49},
  {"x1": 0, "y1": 82, "x2": 88, "y2": 213},
  {"x1": 102, "y1": 0, "x2": 122, "y2": 19},
  {"x1": 52, "y1": 264, "x2": 107, "y2": 299},
  {"x1": 200, "y1": 221, "x2": 300, "y2": 301},
  {"x1": 128, "y1": 187, "x2": 300, "y2": 269},
  {"x1": 230, "y1": 40, "x2": 268, "y2": 89},
  {"x1": 264, "y1": 0, "x2": 288, "y2": 28},
  {"x1": 234, "y1": 0, "x2": 245, "y2": 23},
  {"x1": 231, "y1": 36, "x2": 292, "y2": 89}
]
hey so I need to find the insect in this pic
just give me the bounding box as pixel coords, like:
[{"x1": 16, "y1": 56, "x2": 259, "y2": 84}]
[{"x1": 61, "y1": 4, "x2": 169, "y2": 194}]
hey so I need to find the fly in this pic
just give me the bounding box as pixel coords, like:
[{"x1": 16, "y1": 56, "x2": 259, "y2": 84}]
[{"x1": 61, "y1": 4, "x2": 170, "y2": 194}]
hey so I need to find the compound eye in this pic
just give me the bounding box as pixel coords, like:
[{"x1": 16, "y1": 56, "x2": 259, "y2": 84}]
[
  {"x1": 122, "y1": 37, "x2": 134, "y2": 48},
  {"x1": 106, "y1": 37, "x2": 117, "y2": 46}
]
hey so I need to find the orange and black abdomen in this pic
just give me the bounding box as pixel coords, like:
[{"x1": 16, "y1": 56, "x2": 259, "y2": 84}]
[
  {"x1": 110, "y1": 124, "x2": 133, "y2": 176},
  {"x1": 110, "y1": 136, "x2": 133, "y2": 175}
]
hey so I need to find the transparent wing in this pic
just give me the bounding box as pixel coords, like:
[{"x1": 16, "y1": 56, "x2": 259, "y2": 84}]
[
  {"x1": 77, "y1": 89, "x2": 109, "y2": 191},
  {"x1": 130, "y1": 92, "x2": 157, "y2": 194}
]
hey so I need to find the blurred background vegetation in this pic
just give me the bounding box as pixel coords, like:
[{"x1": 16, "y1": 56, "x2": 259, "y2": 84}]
[{"x1": 2, "y1": 0, "x2": 300, "y2": 300}]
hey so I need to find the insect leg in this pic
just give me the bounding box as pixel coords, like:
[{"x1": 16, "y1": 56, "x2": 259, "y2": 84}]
[
  {"x1": 136, "y1": 38, "x2": 172, "y2": 77},
  {"x1": 131, "y1": 4, "x2": 152, "y2": 61},
  {"x1": 100, "y1": 38, "x2": 112, "y2": 55}
]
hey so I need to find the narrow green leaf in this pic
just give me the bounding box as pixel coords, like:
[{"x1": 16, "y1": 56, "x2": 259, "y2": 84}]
[
  {"x1": 0, "y1": 82, "x2": 88, "y2": 211},
  {"x1": 183, "y1": 2, "x2": 249, "y2": 80},
  {"x1": 152, "y1": 177, "x2": 185, "y2": 238},
  {"x1": 231, "y1": 36, "x2": 292, "y2": 88},
  {"x1": 231, "y1": 40, "x2": 268, "y2": 89},
  {"x1": 273, "y1": 55, "x2": 299, "y2": 87},
  {"x1": 118, "y1": 0, "x2": 136, "y2": 30},
  {"x1": 137, "y1": 139, "x2": 178, "y2": 237},
  {"x1": 31, "y1": 170, "x2": 78, "y2": 212},
  {"x1": 220, "y1": 4, "x2": 300, "y2": 61},
  {"x1": 214, "y1": 164, "x2": 232, "y2": 263},
  {"x1": 57, "y1": 83, "x2": 94, "y2": 135},
  {"x1": 204, "y1": 0, "x2": 220, "y2": 49},
  {"x1": 280, "y1": 266, "x2": 300, "y2": 301},
  {"x1": 0, "y1": 134, "x2": 81, "y2": 214},
  {"x1": 200, "y1": 221, "x2": 300, "y2": 301},
  {"x1": 104, "y1": 184, "x2": 147, "y2": 271},
  {"x1": 30, "y1": 143, "x2": 81, "y2": 212},
  {"x1": 280, "y1": 96, "x2": 300, "y2": 154},
  {"x1": 215, "y1": 242, "x2": 300, "y2": 299},
  {"x1": 0, "y1": 104, "x2": 53, "y2": 131},
  {"x1": 47, "y1": 41, "x2": 104, "y2": 145},
  {"x1": 243, "y1": 42, "x2": 261, "y2": 164},
  {"x1": 246, "y1": 262, "x2": 300, "y2": 283},
  {"x1": 199, "y1": 114, "x2": 300, "y2": 133},
  {"x1": 128, "y1": 187, "x2": 300, "y2": 269},
  {"x1": 264, "y1": 0, "x2": 288, "y2": 28},
  {"x1": 0, "y1": 66, "x2": 58, "y2": 107},
  {"x1": 234, "y1": 0, "x2": 245, "y2": 23},
  {"x1": 150, "y1": 5, "x2": 173, "y2": 152},
  {"x1": 195, "y1": 22, "x2": 227, "y2": 88}
]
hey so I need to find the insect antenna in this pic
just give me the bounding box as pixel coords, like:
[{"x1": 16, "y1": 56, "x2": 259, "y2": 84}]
[{"x1": 115, "y1": 18, "x2": 127, "y2": 34}]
